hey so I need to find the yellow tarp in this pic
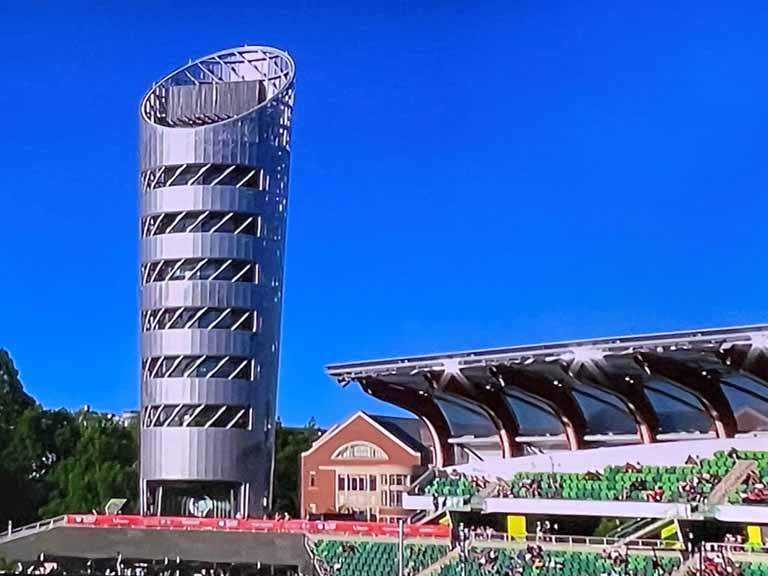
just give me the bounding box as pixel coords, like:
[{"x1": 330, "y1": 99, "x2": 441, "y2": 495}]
[
  {"x1": 661, "y1": 521, "x2": 679, "y2": 542},
  {"x1": 507, "y1": 515, "x2": 526, "y2": 538},
  {"x1": 747, "y1": 525, "x2": 762, "y2": 545}
]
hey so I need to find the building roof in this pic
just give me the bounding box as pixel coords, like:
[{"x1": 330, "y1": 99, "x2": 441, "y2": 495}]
[
  {"x1": 368, "y1": 414, "x2": 433, "y2": 458},
  {"x1": 301, "y1": 411, "x2": 426, "y2": 460},
  {"x1": 326, "y1": 324, "x2": 768, "y2": 467}
]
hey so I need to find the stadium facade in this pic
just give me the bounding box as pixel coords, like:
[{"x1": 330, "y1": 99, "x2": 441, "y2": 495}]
[
  {"x1": 326, "y1": 324, "x2": 768, "y2": 467},
  {"x1": 138, "y1": 46, "x2": 295, "y2": 518}
]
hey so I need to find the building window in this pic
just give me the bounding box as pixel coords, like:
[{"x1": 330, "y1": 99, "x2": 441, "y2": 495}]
[
  {"x1": 141, "y1": 258, "x2": 258, "y2": 285},
  {"x1": 309, "y1": 472, "x2": 316, "y2": 488},
  {"x1": 142, "y1": 307, "x2": 257, "y2": 333},
  {"x1": 380, "y1": 491, "x2": 404, "y2": 508},
  {"x1": 332, "y1": 442, "x2": 387, "y2": 460},
  {"x1": 338, "y1": 474, "x2": 375, "y2": 492},
  {"x1": 309, "y1": 503, "x2": 316, "y2": 513},
  {"x1": 388, "y1": 474, "x2": 407, "y2": 487},
  {"x1": 141, "y1": 163, "x2": 269, "y2": 192},
  {"x1": 142, "y1": 356, "x2": 254, "y2": 380},
  {"x1": 388, "y1": 491, "x2": 403, "y2": 507},
  {"x1": 141, "y1": 211, "x2": 262, "y2": 239},
  {"x1": 143, "y1": 404, "x2": 250, "y2": 429}
]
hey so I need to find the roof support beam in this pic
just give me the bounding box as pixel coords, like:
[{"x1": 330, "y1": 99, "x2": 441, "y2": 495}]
[
  {"x1": 361, "y1": 378, "x2": 455, "y2": 468},
  {"x1": 425, "y1": 370, "x2": 522, "y2": 459},
  {"x1": 637, "y1": 352, "x2": 738, "y2": 438},
  {"x1": 570, "y1": 360, "x2": 659, "y2": 444},
  {"x1": 721, "y1": 345, "x2": 768, "y2": 391},
  {"x1": 490, "y1": 366, "x2": 588, "y2": 451}
]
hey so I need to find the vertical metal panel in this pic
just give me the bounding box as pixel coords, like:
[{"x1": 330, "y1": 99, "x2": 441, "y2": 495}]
[{"x1": 138, "y1": 47, "x2": 295, "y2": 517}]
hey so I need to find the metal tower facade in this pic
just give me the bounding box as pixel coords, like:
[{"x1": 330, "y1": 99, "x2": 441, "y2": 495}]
[{"x1": 138, "y1": 47, "x2": 295, "y2": 518}]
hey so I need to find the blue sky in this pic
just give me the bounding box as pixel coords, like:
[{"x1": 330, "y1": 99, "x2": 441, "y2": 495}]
[{"x1": 0, "y1": 1, "x2": 766, "y2": 427}]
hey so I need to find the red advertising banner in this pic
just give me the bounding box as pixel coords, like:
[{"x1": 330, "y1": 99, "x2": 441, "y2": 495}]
[{"x1": 64, "y1": 515, "x2": 450, "y2": 539}]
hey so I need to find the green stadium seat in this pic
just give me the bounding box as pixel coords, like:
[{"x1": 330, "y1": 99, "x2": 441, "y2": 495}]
[{"x1": 422, "y1": 450, "x2": 768, "y2": 506}]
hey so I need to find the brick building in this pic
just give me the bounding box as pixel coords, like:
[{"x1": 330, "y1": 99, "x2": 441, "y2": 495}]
[{"x1": 299, "y1": 412, "x2": 432, "y2": 523}]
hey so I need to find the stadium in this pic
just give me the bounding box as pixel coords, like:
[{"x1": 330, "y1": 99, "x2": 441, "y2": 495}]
[
  {"x1": 3, "y1": 324, "x2": 768, "y2": 575},
  {"x1": 1, "y1": 44, "x2": 767, "y2": 576}
]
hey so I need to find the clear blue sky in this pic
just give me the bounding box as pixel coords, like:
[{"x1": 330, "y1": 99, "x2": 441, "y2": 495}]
[{"x1": 0, "y1": 1, "x2": 766, "y2": 427}]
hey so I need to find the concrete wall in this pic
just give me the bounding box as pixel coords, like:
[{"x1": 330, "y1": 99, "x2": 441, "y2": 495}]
[{"x1": 0, "y1": 527, "x2": 312, "y2": 573}]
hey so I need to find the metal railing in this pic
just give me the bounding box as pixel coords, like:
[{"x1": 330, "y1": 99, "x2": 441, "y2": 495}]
[
  {"x1": 473, "y1": 532, "x2": 684, "y2": 551},
  {"x1": 407, "y1": 468, "x2": 437, "y2": 496},
  {"x1": 702, "y1": 542, "x2": 768, "y2": 557},
  {"x1": 1, "y1": 516, "x2": 67, "y2": 543},
  {"x1": 306, "y1": 527, "x2": 684, "y2": 552}
]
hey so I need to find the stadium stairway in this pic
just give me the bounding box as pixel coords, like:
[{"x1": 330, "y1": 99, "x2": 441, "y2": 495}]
[
  {"x1": 614, "y1": 518, "x2": 674, "y2": 547},
  {"x1": 707, "y1": 460, "x2": 757, "y2": 505},
  {"x1": 608, "y1": 517, "x2": 661, "y2": 540},
  {"x1": 413, "y1": 508, "x2": 448, "y2": 526}
]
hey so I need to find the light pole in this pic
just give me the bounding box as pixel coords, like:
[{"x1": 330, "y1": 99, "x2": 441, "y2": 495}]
[{"x1": 398, "y1": 518, "x2": 405, "y2": 576}]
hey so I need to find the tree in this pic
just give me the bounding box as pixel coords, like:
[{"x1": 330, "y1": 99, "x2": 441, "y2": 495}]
[
  {"x1": 1, "y1": 407, "x2": 80, "y2": 525},
  {"x1": 0, "y1": 350, "x2": 41, "y2": 526},
  {"x1": 272, "y1": 418, "x2": 320, "y2": 516},
  {"x1": 0, "y1": 346, "x2": 316, "y2": 522},
  {"x1": 40, "y1": 412, "x2": 137, "y2": 517},
  {"x1": 0, "y1": 349, "x2": 139, "y2": 524},
  {"x1": 0, "y1": 350, "x2": 35, "y2": 444},
  {"x1": 0, "y1": 350, "x2": 34, "y2": 408}
]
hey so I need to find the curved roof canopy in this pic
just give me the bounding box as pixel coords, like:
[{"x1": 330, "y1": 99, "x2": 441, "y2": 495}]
[{"x1": 326, "y1": 324, "x2": 768, "y2": 466}]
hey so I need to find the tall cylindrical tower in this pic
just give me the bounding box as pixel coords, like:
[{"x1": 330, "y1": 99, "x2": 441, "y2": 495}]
[{"x1": 138, "y1": 46, "x2": 295, "y2": 518}]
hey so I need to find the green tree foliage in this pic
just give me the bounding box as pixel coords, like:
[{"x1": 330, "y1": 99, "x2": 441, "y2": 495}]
[
  {"x1": 272, "y1": 418, "x2": 320, "y2": 516},
  {"x1": 0, "y1": 349, "x2": 137, "y2": 526},
  {"x1": 0, "y1": 347, "x2": 316, "y2": 523},
  {"x1": 0, "y1": 349, "x2": 47, "y2": 526},
  {"x1": 1, "y1": 407, "x2": 80, "y2": 524},
  {"x1": 40, "y1": 412, "x2": 138, "y2": 517},
  {"x1": 0, "y1": 350, "x2": 34, "y2": 442}
]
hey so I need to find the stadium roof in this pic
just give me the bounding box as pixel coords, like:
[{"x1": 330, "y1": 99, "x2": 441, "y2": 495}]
[{"x1": 326, "y1": 324, "x2": 768, "y2": 467}]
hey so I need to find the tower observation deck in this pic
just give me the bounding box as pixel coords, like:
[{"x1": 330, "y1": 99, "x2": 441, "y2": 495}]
[{"x1": 138, "y1": 46, "x2": 295, "y2": 518}]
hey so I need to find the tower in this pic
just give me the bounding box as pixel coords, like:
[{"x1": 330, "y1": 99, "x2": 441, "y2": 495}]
[{"x1": 138, "y1": 47, "x2": 295, "y2": 517}]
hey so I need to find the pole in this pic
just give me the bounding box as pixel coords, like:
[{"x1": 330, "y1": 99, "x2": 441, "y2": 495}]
[
  {"x1": 398, "y1": 518, "x2": 405, "y2": 576},
  {"x1": 461, "y1": 534, "x2": 467, "y2": 576},
  {"x1": 7, "y1": 521, "x2": 11, "y2": 536}
]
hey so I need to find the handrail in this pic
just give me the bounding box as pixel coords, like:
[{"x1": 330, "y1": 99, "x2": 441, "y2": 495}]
[
  {"x1": 9, "y1": 515, "x2": 763, "y2": 558},
  {"x1": 407, "y1": 468, "x2": 437, "y2": 496},
  {"x1": 1, "y1": 516, "x2": 67, "y2": 542},
  {"x1": 1, "y1": 515, "x2": 681, "y2": 549},
  {"x1": 703, "y1": 542, "x2": 768, "y2": 556},
  {"x1": 476, "y1": 532, "x2": 683, "y2": 551}
]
